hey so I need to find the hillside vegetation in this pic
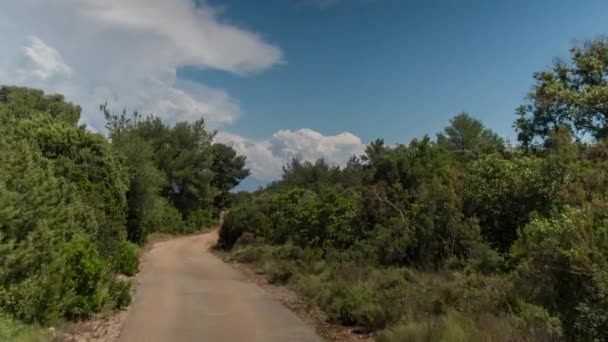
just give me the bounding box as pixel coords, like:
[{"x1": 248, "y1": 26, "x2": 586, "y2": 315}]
[
  {"x1": 219, "y1": 39, "x2": 608, "y2": 341},
  {"x1": 0, "y1": 87, "x2": 249, "y2": 339}
]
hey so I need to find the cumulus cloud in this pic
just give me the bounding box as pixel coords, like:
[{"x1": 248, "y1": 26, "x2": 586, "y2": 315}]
[
  {"x1": 21, "y1": 36, "x2": 72, "y2": 80},
  {"x1": 216, "y1": 129, "x2": 366, "y2": 182},
  {"x1": 1, "y1": 0, "x2": 366, "y2": 185},
  {"x1": 0, "y1": 0, "x2": 283, "y2": 129}
]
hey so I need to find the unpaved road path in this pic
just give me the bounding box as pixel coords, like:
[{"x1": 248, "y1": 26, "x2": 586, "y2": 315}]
[{"x1": 118, "y1": 230, "x2": 322, "y2": 342}]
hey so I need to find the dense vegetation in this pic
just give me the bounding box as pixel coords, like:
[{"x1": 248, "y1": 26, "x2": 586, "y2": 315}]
[
  {"x1": 0, "y1": 87, "x2": 249, "y2": 338},
  {"x1": 220, "y1": 39, "x2": 608, "y2": 341}
]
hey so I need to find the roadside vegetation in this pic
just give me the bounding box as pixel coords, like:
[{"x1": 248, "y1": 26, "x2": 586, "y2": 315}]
[
  {"x1": 219, "y1": 38, "x2": 608, "y2": 341},
  {"x1": 0, "y1": 86, "x2": 249, "y2": 336}
]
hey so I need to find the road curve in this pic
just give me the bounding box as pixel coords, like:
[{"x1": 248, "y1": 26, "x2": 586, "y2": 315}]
[{"x1": 118, "y1": 230, "x2": 322, "y2": 342}]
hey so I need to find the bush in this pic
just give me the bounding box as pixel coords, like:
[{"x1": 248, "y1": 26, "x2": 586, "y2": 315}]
[
  {"x1": 142, "y1": 197, "x2": 186, "y2": 235},
  {"x1": 376, "y1": 311, "x2": 480, "y2": 342},
  {"x1": 511, "y1": 204, "x2": 608, "y2": 340},
  {"x1": 218, "y1": 206, "x2": 272, "y2": 250},
  {"x1": 186, "y1": 208, "x2": 215, "y2": 232},
  {"x1": 59, "y1": 236, "x2": 108, "y2": 319},
  {"x1": 1, "y1": 234, "x2": 108, "y2": 323},
  {"x1": 231, "y1": 245, "x2": 267, "y2": 263},
  {"x1": 109, "y1": 279, "x2": 132, "y2": 310},
  {"x1": 512, "y1": 301, "x2": 563, "y2": 340},
  {"x1": 264, "y1": 261, "x2": 295, "y2": 285},
  {"x1": 113, "y1": 241, "x2": 139, "y2": 276},
  {"x1": 0, "y1": 311, "x2": 47, "y2": 342}
]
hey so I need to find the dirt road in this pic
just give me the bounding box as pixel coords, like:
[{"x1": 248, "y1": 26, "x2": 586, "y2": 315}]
[{"x1": 118, "y1": 230, "x2": 322, "y2": 342}]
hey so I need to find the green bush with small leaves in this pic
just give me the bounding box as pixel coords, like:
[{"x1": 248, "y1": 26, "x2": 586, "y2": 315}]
[
  {"x1": 113, "y1": 241, "x2": 139, "y2": 276},
  {"x1": 109, "y1": 279, "x2": 132, "y2": 310}
]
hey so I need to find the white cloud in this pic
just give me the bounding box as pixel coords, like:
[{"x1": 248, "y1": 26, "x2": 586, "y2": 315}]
[
  {"x1": 216, "y1": 129, "x2": 366, "y2": 182},
  {"x1": 1, "y1": 0, "x2": 366, "y2": 185},
  {"x1": 271, "y1": 129, "x2": 365, "y2": 164},
  {"x1": 0, "y1": 0, "x2": 283, "y2": 130},
  {"x1": 21, "y1": 36, "x2": 72, "y2": 80}
]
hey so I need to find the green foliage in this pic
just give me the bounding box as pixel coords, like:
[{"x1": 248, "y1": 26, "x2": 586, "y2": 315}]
[
  {"x1": 105, "y1": 108, "x2": 244, "y2": 240},
  {"x1": 463, "y1": 154, "x2": 558, "y2": 251},
  {"x1": 0, "y1": 86, "x2": 81, "y2": 124},
  {"x1": 517, "y1": 38, "x2": 608, "y2": 146},
  {"x1": 512, "y1": 203, "x2": 608, "y2": 340},
  {"x1": 437, "y1": 112, "x2": 505, "y2": 159},
  {"x1": 0, "y1": 312, "x2": 48, "y2": 342},
  {"x1": 109, "y1": 279, "x2": 132, "y2": 310},
  {"x1": 219, "y1": 42, "x2": 608, "y2": 338},
  {"x1": 0, "y1": 86, "x2": 250, "y2": 330},
  {"x1": 58, "y1": 236, "x2": 108, "y2": 319},
  {"x1": 111, "y1": 131, "x2": 166, "y2": 243},
  {"x1": 186, "y1": 208, "x2": 216, "y2": 232},
  {"x1": 375, "y1": 311, "x2": 484, "y2": 342},
  {"x1": 0, "y1": 112, "x2": 102, "y2": 323},
  {"x1": 219, "y1": 206, "x2": 272, "y2": 249},
  {"x1": 210, "y1": 143, "x2": 250, "y2": 208},
  {"x1": 268, "y1": 188, "x2": 360, "y2": 248},
  {"x1": 113, "y1": 241, "x2": 139, "y2": 276},
  {"x1": 144, "y1": 198, "x2": 187, "y2": 235},
  {"x1": 135, "y1": 117, "x2": 216, "y2": 217},
  {"x1": 16, "y1": 113, "x2": 129, "y2": 257}
]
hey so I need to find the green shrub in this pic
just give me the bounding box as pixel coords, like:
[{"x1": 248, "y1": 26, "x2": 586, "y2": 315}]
[
  {"x1": 143, "y1": 197, "x2": 186, "y2": 235},
  {"x1": 235, "y1": 232, "x2": 258, "y2": 246},
  {"x1": 512, "y1": 204, "x2": 608, "y2": 340},
  {"x1": 512, "y1": 301, "x2": 563, "y2": 340},
  {"x1": 109, "y1": 279, "x2": 132, "y2": 310},
  {"x1": 231, "y1": 245, "x2": 268, "y2": 263},
  {"x1": 59, "y1": 236, "x2": 108, "y2": 319},
  {"x1": 264, "y1": 262, "x2": 295, "y2": 285},
  {"x1": 1, "y1": 235, "x2": 108, "y2": 323},
  {"x1": 113, "y1": 241, "x2": 139, "y2": 276},
  {"x1": 0, "y1": 311, "x2": 47, "y2": 342},
  {"x1": 219, "y1": 206, "x2": 272, "y2": 250},
  {"x1": 186, "y1": 208, "x2": 215, "y2": 232},
  {"x1": 376, "y1": 311, "x2": 483, "y2": 342}
]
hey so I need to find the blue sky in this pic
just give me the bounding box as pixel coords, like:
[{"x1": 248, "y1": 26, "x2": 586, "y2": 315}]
[
  {"x1": 183, "y1": 0, "x2": 608, "y2": 145},
  {"x1": 2, "y1": 0, "x2": 608, "y2": 188}
]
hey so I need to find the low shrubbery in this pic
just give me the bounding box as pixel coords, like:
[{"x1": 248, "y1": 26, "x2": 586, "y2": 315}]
[
  {"x1": 186, "y1": 208, "x2": 216, "y2": 232},
  {"x1": 113, "y1": 241, "x2": 139, "y2": 276},
  {"x1": 109, "y1": 279, "x2": 132, "y2": 310},
  {"x1": 226, "y1": 244, "x2": 563, "y2": 341},
  {"x1": 0, "y1": 312, "x2": 47, "y2": 342},
  {"x1": 59, "y1": 236, "x2": 108, "y2": 319}
]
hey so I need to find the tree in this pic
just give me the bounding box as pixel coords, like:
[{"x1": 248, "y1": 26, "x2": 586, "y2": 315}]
[
  {"x1": 0, "y1": 88, "x2": 110, "y2": 323},
  {"x1": 107, "y1": 111, "x2": 217, "y2": 219},
  {"x1": 436, "y1": 113, "x2": 505, "y2": 159},
  {"x1": 144, "y1": 119, "x2": 216, "y2": 218},
  {"x1": 517, "y1": 38, "x2": 608, "y2": 147},
  {"x1": 210, "y1": 143, "x2": 250, "y2": 208},
  {"x1": 512, "y1": 202, "x2": 608, "y2": 340},
  {"x1": 463, "y1": 155, "x2": 558, "y2": 251},
  {"x1": 361, "y1": 138, "x2": 386, "y2": 166},
  {"x1": 0, "y1": 86, "x2": 81, "y2": 125},
  {"x1": 111, "y1": 132, "x2": 166, "y2": 243}
]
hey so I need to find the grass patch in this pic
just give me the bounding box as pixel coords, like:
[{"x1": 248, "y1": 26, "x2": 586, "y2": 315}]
[{"x1": 0, "y1": 312, "x2": 49, "y2": 342}]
